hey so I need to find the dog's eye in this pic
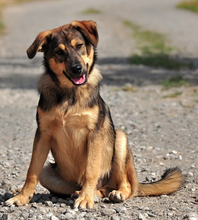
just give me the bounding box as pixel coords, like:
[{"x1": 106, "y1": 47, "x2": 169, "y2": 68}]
[
  {"x1": 76, "y1": 44, "x2": 83, "y2": 50},
  {"x1": 56, "y1": 49, "x2": 65, "y2": 56}
]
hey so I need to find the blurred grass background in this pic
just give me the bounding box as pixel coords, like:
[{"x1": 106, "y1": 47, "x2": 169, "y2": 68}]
[{"x1": 177, "y1": 0, "x2": 198, "y2": 13}]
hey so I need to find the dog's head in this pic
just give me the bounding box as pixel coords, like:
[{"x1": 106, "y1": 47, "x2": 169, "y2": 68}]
[{"x1": 27, "y1": 20, "x2": 98, "y2": 87}]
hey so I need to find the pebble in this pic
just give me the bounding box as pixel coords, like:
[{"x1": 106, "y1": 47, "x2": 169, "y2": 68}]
[
  {"x1": 188, "y1": 172, "x2": 194, "y2": 177},
  {"x1": 21, "y1": 212, "x2": 29, "y2": 219},
  {"x1": 58, "y1": 214, "x2": 67, "y2": 220},
  {"x1": 171, "y1": 150, "x2": 178, "y2": 155},
  {"x1": 39, "y1": 207, "x2": 47, "y2": 214},
  {"x1": 45, "y1": 212, "x2": 54, "y2": 218},
  {"x1": 64, "y1": 213, "x2": 75, "y2": 219},
  {"x1": 115, "y1": 206, "x2": 128, "y2": 213},
  {"x1": 185, "y1": 212, "x2": 198, "y2": 220},
  {"x1": 138, "y1": 213, "x2": 147, "y2": 220},
  {"x1": 37, "y1": 215, "x2": 44, "y2": 220},
  {"x1": 110, "y1": 215, "x2": 120, "y2": 220},
  {"x1": 50, "y1": 216, "x2": 59, "y2": 220},
  {"x1": 45, "y1": 201, "x2": 53, "y2": 207},
  {"x1": 101, "y1": 208, "x2": 116, "y2": 216}
]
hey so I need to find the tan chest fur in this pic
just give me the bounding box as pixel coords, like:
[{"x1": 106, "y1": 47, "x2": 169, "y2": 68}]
[{"x1": 38, "y1": 104, "x2": 99, "y2": 184}]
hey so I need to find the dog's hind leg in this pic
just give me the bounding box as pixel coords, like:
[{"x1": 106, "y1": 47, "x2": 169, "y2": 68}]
[
  {"x1": 39, "y1": 163, "x2": 79, "y2": 195},
  {"x1": 108, "y1": 129, "x2": 139, "y2": 202}
]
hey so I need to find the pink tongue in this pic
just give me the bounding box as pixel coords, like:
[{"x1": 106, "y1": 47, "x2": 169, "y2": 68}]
[{"x1": 72, "y1": 74, "x2": 86, "y2": 85}]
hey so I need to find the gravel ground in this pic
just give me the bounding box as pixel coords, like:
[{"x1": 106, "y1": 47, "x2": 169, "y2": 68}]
[{"x1": 0, "y1": 0, "x2": 198, "y2": 219}]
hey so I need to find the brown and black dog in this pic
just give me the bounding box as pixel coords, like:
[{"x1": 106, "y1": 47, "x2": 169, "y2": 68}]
[{"x1": 6, "y1": 20, "x2": 184, "y2": 209}]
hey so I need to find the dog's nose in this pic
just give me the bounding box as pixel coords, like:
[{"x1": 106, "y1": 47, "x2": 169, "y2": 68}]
[{"x1": 71, "y1": 65, "x2": 83, "y2": 75}]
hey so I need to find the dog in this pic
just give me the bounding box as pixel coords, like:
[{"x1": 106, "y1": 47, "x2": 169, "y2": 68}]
[{"x1": 6, "y1": 20, "x2": 184, "y2": 209}]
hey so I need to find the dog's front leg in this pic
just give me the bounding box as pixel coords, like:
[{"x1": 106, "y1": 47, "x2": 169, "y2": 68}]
[
  {"x1": 74, "y1": 131, "x2": 103, "y2": 209},
  {"x1": 6, "y1": 129, "x2": 50, "y2": 206}
]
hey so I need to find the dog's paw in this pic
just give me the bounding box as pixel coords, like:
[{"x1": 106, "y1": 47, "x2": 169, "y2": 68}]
[
  {"x1": 73, "y1": 194, "x2": 94, "y2": 209},
  {"x1": 108, "y1": 190, "x2": 126, "y2": 203},
  {"x1": 5, "y1": 194, "x2": 32, "y2": 206}
]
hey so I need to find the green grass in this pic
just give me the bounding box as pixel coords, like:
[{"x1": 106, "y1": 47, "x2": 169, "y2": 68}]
[
  {"x1": 81, "y1": 8, "x2": 101, "y2": 14},
  {"x1": 129, "y1": 53, "x2": 192, "y2": 69},
  {"x1": 177, "y1": 0, "x2": 198, "y2": 13},
  {"x1": 124, "y1": 20, "x2": 193, "y2": 70},
  {"x1": 0, "y1": 21, "x2": 4, "y2": 33},
  {"x1": 121, "y1": 85, "x2": 137, "y2": 92},
  {"x1": 161, "y1": 75, "x2": 188, "y2": 89},
  {"x1": 163, "y1": 91, "x2": 183, "y2": 98}
]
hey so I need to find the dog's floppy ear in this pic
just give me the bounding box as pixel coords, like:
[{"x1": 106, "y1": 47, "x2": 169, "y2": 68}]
[
  {"x1": 70, "y1": 20, "x2": 99, "y2": 47},
  {"x1": 26, "y1": 30, "x2": 52, "y2": 59}
]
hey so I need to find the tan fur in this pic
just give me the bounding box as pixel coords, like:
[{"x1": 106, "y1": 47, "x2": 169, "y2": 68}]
[{"x1": 6, "y1": 20, "x2": 184, "y2": 209}]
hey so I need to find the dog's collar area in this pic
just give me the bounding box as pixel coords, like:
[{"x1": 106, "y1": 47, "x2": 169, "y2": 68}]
[{"x1": 63, "y1": 70, "x2": 87, "y2": 86}]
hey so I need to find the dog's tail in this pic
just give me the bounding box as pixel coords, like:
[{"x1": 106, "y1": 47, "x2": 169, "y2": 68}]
[{"x1": 136, "y1": 167, "x2": 184, "y2": 196}]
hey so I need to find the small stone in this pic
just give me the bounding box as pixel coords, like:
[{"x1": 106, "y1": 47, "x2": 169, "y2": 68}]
[
  {"x1": 3, "y1": 162, "x2": 11, "y2": 168},
  {"x1": 161, "y1": 195, "x2": 168, "y2": 198},
  {"x1": 185, "y1": 212, "x2": 198, "y2": 220},
  {"x1": 148, "y1": 212, "x2": 157, "y2": 217},
  {"x1": 60, "y1": 203, "x2": 66, "y2": 208},
  {"x1": 67, "y1": 209, "x2": 77, "y2": 215},
  {"x1": 171, "y1": 150, "x2": 177, "y2": 155},
  {"x1": 45, "y1": 201, "x2": 53, "y2": 207},
  {"x1": 39, "y1": 207, "x2": 47, "y2": 214},
  {"x1": 147, "y1": 146, "x2": 153, "y2": 150},
  {"x1": 138, "y1": 213, "x2": 147, "y2": 220},
  {"x1": 37, "y1": 215, "x2": 44, "y2": 220},
  {"x1": 31, "y1": 202, "x2": 39, "y2": 208},
  {"x1": 101, "y1": 208, "x2": 116, "y2": 216},
  {"x1": 110, "y1": 215, "x2": 120, "y2": 220},
  {"x1": 21, "y1": 212, "x2": 29, "y2": 219},
  {"x1": 168, "y1": 212, "x2": 174, "y2": 216},
  {"x1": 114, "y1": 206, "x2": 127, "y2": 213},
  {"x1": 188, "y1": 172, "x2": 194, "y2": 177},
  {"x1": 58, "y1": 214, "x2": 67, "y2": 220},
  {"x1": 50, "y1": 216, "x2": 59, "y2": 220},
  {"x1": 9, "y1": 205, "x2": 15, "y2": 212},
  {"x1": 45, "y1": 212, "x2": 54, "y2": 218},
  {"x1": 64, "y1": 213, "x2": 74, "y2": 219}
]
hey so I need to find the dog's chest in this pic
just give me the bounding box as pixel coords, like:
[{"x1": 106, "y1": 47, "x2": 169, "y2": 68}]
[
  {"x1": 38, "y1": 105, "x2": 99, "y2": 182},
  {"x1": 38, "y1": 104, "x2": 99, "y2": 147}
]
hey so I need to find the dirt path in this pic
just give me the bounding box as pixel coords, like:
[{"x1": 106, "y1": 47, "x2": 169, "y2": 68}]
[{"x1": 0, "y1": 0, "x2": 198, "y2": 219}]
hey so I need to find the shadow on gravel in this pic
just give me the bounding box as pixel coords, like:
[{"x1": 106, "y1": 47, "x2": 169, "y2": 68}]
[
  {"x1": 0, "y1": 74, "x2": 38, "y2": 89},
  {"x1": 98, "y1": 57, "x2": 198, "y2": 86},
  {"x1": 1, "y1": 192, "x2": 74, "y2": 208},
  {"x1": 0, "y1": 56, "x2": 198, "y2": 89}
]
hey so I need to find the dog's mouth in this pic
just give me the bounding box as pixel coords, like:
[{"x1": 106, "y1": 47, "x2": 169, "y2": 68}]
[
  {"x1": 63, "y1": 71, "x2": 87, "y2": 86},
  {"x1": 71, "y1": 73, "x2": 86, "y2": 85}
]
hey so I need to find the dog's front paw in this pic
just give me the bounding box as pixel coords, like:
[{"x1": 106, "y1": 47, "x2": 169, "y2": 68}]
[
  {"x1": 5, "y1": 194, "x2": 32, "y2": 206},
  {"x1": 74, "y1": 194, "x2": 94, "y2": 209},
  {"x1": 108, "y1": 190, "x2": 126, "y2": 203}
]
